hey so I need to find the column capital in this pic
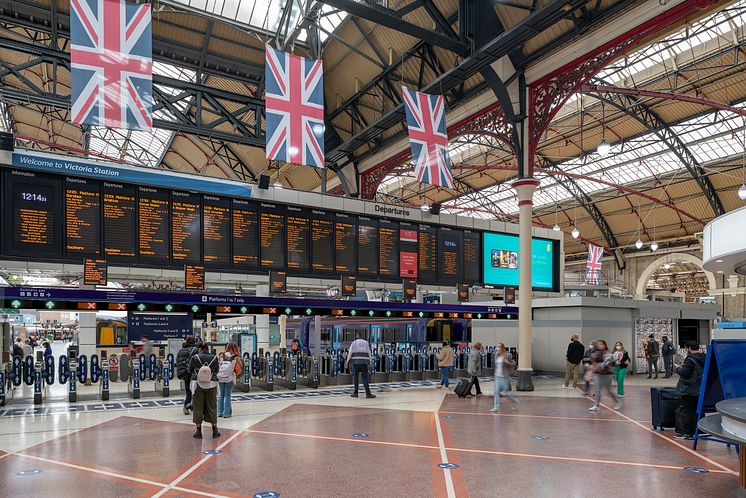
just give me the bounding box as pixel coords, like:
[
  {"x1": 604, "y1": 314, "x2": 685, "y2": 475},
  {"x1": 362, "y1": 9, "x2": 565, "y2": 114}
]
[{"x1": 512, "y1": 178, "x2": 540, "y2": 204}]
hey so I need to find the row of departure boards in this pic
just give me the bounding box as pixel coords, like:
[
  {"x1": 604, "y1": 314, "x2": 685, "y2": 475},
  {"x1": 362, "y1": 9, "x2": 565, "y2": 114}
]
[{"x1": 2, "y1": 169, "x2": 481, "y2": 284}]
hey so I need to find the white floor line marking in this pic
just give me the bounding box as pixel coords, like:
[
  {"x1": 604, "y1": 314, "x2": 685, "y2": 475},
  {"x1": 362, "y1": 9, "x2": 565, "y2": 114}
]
[
  {"x1": 152, "y1": 430, "x2": 243, "y2": 498},
  {"x1": 598, "y1": 401, "x2": 738, "y2": 476},
  {"x1": 433, "y1": 413, "x2": 457, "y2": 498},
  {"x1": 438, "y1": 410, "x2": 630, "y2": 423},
  {"x1": 247, "y1": 428, "x2": 441, "y2": 450},
  {"x1": 15, "y1": 453, "x2": 168, "y2": 487}
]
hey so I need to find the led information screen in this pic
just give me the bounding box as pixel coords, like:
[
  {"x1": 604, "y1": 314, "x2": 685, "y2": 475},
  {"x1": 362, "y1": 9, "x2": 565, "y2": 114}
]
[
  {"x1": 232, "y1": 199, "x2": 259, "y2": 269},
  {"x1": 185, "y1": 264, "x2": 205, "y2": 291},
  {"x1": 483, "y1": 232, "x2": 557, "y2": 290},
  {"x1": 103, "y1": 182, "x2": 137, "y2": 260},
  {"x1": 84, "y1": 258, "x2": 108, "y2": 286},
  {"x1": 457, "y1": 283, "x2": 469, "y2": 302},
  {"x1": 418, "y1": 224, "x2": 437, "y2": 283},
  {"x1": 379, "y1": 219, "x2": 399, "y2": 279},
  {"x1": 399, "y1": 222, "x2": 418, "y2": 279},
  {"x1": 270, "y1": 270, "x2": 287, "y2": 294},
  {"x1": 138, "y1": 186, "x2": 170, "y2": 265},
  {"x1": 172, "y1": 191, "x2": 202, "y2": 264},
  {"x1": 437, "y1": 227, "x2": 462, "y2": 285},
  {"x1": 203, "y1": 195, "x2": 230, "y2": 267},
  {"x1": 4, "y1": 170, "x2": 63, "y2": 259},
  {"x1": 357, "y1": 216, "x2": 378, "y2": 276},
  {"x1": 463, "y1": 229, "x2": 480, "y2": 284},
  {"x1": 403, "y1": 279, "x2": 417, "y2": 302},
  {"x1": 341, "y1": 275, "x2": 357, "y2": 297},
  {"x1": 311, "y1": 209, "x2": 334, "y2": 273},
  {"x1": 65, "y1": 177, "x2": 101, "y2": 256},
  {"x1": 335, "y1": 213, "x2": 356, "y2": 274},
  {"x1": 127, "y1": 312, "x2": 193, "y2": 342},
  {"x1": 260, "y1": 203, "x2": 286, "y2": 270},
  {"x1": 287, "y1": 206, "x2": 310, "y2": 272}
]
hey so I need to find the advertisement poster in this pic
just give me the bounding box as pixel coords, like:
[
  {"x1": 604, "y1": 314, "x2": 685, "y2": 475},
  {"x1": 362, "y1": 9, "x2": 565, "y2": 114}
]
[{"x1": 482, "y1": 233, "x2": 555, "y2": 289}]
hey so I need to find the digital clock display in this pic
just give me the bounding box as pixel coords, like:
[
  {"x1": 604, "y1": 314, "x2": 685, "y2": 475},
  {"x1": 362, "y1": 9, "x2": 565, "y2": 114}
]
[{"x1": 21, "y1": 192, "x2": 48, "y2": 202}]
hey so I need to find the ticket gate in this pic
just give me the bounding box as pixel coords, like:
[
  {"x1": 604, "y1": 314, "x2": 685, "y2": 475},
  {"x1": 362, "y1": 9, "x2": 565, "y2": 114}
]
[
  {"x1": 319, "y1": 350, "x2": 334, "y2": 387},
  {"x1": 274, "y1": 352, "x2": 297, "y2": 390},
  {"x1": 453, "y1": 347, "x2": 468, "y2": 379},
  {"x1": 482, "y1": 347, "x2": 496, "y2": 377},
  {"x1": 154, "y1": 354, "x2": 174, "y2": 397},
  {"x1": 235, "y1": 353, "x2": 252, "y2": 393},
  {"x1": 407, "y1": 346, "x2": 428, "y2": 381},
  {"x1": 334, "y1": 349, "x2": 352, "y2": 386},
  {"x1": 389, "y1": 348, "x2": 406, "y2": 382},
  {"x1": 425, "y1": 347, "x2": 440, "y2": 380},
  {"x1": 0, "y1": 362, "x2": 9, "y2": 406},
  {"x1": 251, "y1": 352, "x2": 274, "y2": 391},
  {"x1": 372, "y1": 346, "x2": 391, "y2": 383},
  {"x1": 128, "y1": 356, "x2": 142, "y2": 399},
  {"x1": 296, "y1": 352, "x2": 319, "y2": 389}
]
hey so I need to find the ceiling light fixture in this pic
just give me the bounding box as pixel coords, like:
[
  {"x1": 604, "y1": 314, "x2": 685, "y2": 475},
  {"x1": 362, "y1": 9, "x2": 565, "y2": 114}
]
[
  {"x1": 597, "y1": 99, "x2": 610, "y2": 157},
  {"x1": 420, "y1": 204, "x2": 430, "y2": 212},
  {"x1": 664, "y1": 263, "x2": 671, "y2": 270},
  {"x1": 651, "y1": 241, "x2": 659, "y2": 251},
  {"x1": 635, "y1": 239, "x2": 643, "y2": 249},
  {"x1": 571, "y1": 226, "x2": 580, "y2": 239},
  {"x1": 553, "y1": 223, "x2": 561, "y2": 232},
  {"x1": 650, "y1": 203, "x2": 658, "y2": 252},
  {"x1": 553, "y1": 184, "x2": 561, "y2": 231},
  {"x1": 634, "y1": 196, "x2": 643, "y2": 250}
]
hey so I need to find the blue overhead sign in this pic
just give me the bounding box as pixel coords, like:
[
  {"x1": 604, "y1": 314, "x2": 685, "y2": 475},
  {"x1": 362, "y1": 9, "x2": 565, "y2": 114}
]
[
  {"x1": 11, "y1": 151, "x2": 253, "y2": 198},
  {"x1": 127, "y1": 312, "x2": 194, "y2": 342}
]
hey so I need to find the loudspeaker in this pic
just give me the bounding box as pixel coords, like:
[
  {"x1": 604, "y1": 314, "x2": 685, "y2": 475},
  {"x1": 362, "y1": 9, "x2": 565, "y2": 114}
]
[
  {"x1": 258, "y1": 174, "x2": 270, "y2": 190},
  {"x1": 430, "y1": 203, "x2": 441, "y2": 215}
]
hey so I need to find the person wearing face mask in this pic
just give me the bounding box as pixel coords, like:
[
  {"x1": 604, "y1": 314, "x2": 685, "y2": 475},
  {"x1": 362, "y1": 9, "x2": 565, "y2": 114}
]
[
  {"x1": 612, "y1": 342, "x2": 631, "y2": 398},
  {"x1": 589, "y1": 340, "x2": 623, "y2": 412}
]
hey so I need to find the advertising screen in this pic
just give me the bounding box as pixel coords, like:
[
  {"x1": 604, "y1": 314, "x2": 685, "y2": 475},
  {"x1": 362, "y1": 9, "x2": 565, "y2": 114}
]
[{"x1": 482, "y1": 232, "x2": 556, "y2": 290}]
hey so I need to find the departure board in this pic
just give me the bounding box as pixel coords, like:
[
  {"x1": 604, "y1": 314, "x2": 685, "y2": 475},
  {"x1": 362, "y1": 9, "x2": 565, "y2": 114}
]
[
  {"x1": 335, "y1": 213, "x2": 357, "y2": 274},
  {"x1": 65, "y1": 177, "x2": 101, "y2": 256},
  {"x1": 172, "y1": 191, "x2": 202, "y2": 264},
  {"x1": 3, "y1": 169, "x2": 63, "y2": 258},
  {"x1": 437, "y1": 227, "x2": 462, "y2": 285},
  {"x1": 232, "y1": 199, "x2": 259, "y2": 269},
  {"x1": 203, "y1": 195, "x2": 230, "y2": 267},
  {"x1": 103, "y1": 182, "x2": 137, "y2": 260},
  {"x1": 185, "y1": 264, "x2": 205, "y2": 291},
  {"x1": 357, "y1": 216, "x2": 378, "y2": 276},
  {"x1": 84, "y1": 258, "x2": 108, "y2": 286},
  {"x1": 138, "y1": 186, "x2": 170, "y2": 265},
  {"x1": 287, "y1": 206, "x2": 310, "y2": 272},
  {"x1": 378, "y1": 219, "x2": 399, "y2": 279},
  {"x1": 463, "y1": 229, "x2": 481, "y2": 284},
  {"x1": 311, "y1": 209, "x2": 334, "y2": 273},
  {"x1": 399, "y1": 222, "x2": 418, "y2": 279},
  {"x1": 418, "y1": 224, "x2": 437, "y2": 283},
  {"x1": 260, "y1": 203, "x2": 286, "y2": 269},
  {"x1": 270, "y1": 270, "x2": 287, "y2": 293},
  {"x1": 341, "y1": 275, "x2": 357, "y2": 297}
]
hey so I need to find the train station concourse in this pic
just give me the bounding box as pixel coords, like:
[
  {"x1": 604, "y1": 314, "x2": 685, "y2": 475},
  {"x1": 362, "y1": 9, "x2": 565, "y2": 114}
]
[{"x1": 2, "y1": 0, "x2": 746, "y2": 496}]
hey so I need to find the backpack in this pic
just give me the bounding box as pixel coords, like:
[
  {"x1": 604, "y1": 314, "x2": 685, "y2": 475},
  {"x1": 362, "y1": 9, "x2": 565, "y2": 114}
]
[
  {"x1": 217, "y1": 355, "x2": 235, "y2": 382},
  {"x1": 197, "y1": 356, "x2": 216, "y2": 385},
  {"x1": 12, "y1": 343, "x2": 23, "y2": 357}
]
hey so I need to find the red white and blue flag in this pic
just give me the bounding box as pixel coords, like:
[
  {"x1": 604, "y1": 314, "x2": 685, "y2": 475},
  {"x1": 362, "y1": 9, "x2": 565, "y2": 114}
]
[
  {"x1": 264, "y1": 46, "x2": 325, "y2": 168},
  {"x1": 401, "y1": 86, "x2": 454, "y2": 188},
  {"x1": 70, "y1": 0, "x2": 152, "y2": 130},
  {"x1": 586, "y1": 244, "x2": 603, "y2": 285}
]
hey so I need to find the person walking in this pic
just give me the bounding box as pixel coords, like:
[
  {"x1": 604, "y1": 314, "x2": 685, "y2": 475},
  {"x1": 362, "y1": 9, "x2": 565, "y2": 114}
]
[
  {"x1": 345, "y1": 335, "x2": 376, "y2": 399},
  {"x1": 436, "y1": 342, "x2": 454, "y2": 389},
  {"x1": 12, "y1": 337, "x2": 24, "y2": 358},
  {"x1": 176, "y1": 336, "x2": 198, "y2": 415},
  {"x1": 21, "y1": 338, "x2": 33, "y2": 359},
  {"x1": 589, "y1": 340, "x2": 623, "y2": 412},
  {"x1": 673, "y1": 341, "x2": 705, "y2": 439},
  {"x1": 465, "y1": 343, "x2": 483, "y2": 397},
  {"x1": 188, "y1": 342, "x2": 220, "y2": 439},
  {"x1": 42, "y1": 341, "x2": 53, "y2": 360},
  {"x1": 564, "y1": 335, "x2": 585, "y2": 389},
  {"x1": 490, "y1": 343, "x2": 518, "y2": 412},
  {"x1": 661, "y1": 336, "x2": 675, "y2": 378},
  {"x1": 217, "y1": 342, "x2": 242, "y2": 418},
  {"x1": 582, "y1": 341, "x2": 595, "y2": 395},
  {"x1": 612, "y1": 342, "x2": 631, "y2": 397},
  {"x1": 646, "y1": 334, "x2": 660, "y2": 379}
]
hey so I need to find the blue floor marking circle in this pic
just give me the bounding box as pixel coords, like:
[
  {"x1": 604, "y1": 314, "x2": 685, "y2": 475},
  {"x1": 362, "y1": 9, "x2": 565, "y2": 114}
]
[
  {"x1": 442, "y1": 415, "x2": 455, "y2": 420},
  {"x1": 253, "y1": 492, "x2": 281, "y2": 498},
  {"x1": 683, "y1": 467, "x2": 709, "y2": 474},
  {"x1": 531, "y1": 435, "x2": 550, "y2": 440},
  {"x1": 16, "y1": 469, "x2": 42, "y2": 476},
  {"x1": 548, "y1": 411, "x2": 561, "y2": 416},
  {"x1": 352, "y1": 433, "x2": 369, "y2": 438},
  {"x1": 202, "y1": 449, "x2": 222, "y2": 455},
  {"x1": 438, "y1": 463, "x2": 460, "y2": 469}
]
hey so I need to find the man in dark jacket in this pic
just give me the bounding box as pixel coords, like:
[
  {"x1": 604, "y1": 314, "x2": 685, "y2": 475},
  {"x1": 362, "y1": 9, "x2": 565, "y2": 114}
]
[
  {"x1": 188, "y1": 342, "x2": 220, "y2": 439},
  {"x1": 176, "y1": 336, "x2": 198, "y2": 415},
  {"x1": 646, "y1": 334, "x2": 660, "y2": 379},
  {"x1": 673, "y1": 341, "x2": 705, "y2": 439},
  {"x1": 661, "y1": 336, "x2": 675, "y2": 378},
  {"x1": 564, "y1": 335, "x2": 585, "y2": 389}
]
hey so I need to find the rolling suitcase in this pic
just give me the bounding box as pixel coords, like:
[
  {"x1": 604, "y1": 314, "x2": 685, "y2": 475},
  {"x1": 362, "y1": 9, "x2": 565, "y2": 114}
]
[
  {"x1": 650, "y1": 387, "x2": 680, "y2": 431},
  {"x1": 454, "y1": 379, "x2": 470, "y2": 398}
]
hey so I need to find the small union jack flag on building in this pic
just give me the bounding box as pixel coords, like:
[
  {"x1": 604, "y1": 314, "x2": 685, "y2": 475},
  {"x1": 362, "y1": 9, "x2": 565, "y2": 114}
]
[
  {"x1": 401, "y1": 87, "x2": 454, "y2": 188},
  {"x1": 586, "y1": 244, "x2": 604, "y2": 285},
  {"x1": 265, "y1": 46, "x2": 325, "y2": 168},
  {"x1": 70, "y1": 0, "x2": 153, "y2": 130}
]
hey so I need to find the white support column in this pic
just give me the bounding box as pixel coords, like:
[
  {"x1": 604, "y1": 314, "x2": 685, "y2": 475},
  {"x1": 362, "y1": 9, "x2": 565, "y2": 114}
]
[
  {"x1": 512, "y1": 178, "x2": 540, "y2": 391},
  {"x1": 78, "y1": 312, "x2": 96, "y2": 359},
  {"x1": 255, "y1": 284, "x2": 270, "y2": 353},
  {"x1": 278, "y1": 314, "x2": 287, "y2": 351}
]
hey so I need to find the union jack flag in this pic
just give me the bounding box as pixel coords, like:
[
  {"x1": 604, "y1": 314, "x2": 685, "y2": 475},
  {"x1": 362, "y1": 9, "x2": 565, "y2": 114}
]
[
  {"x1": 401, "y1": 86, "x2": 454, "y2": 188},
  {"x1": 70, "y1": 0, "x2": 152, "y2": 130},
  {"x1": 265, "y1": 46, "x2": 325, "y2": 168},
  {"x1": 586, "y1": 244, "x2": 603, "y2": 285}
]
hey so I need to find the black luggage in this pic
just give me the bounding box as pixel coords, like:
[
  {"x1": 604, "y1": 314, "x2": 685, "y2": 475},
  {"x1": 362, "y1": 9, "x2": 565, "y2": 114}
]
[
  {"x1": 650, "y1": 387, "x2": 680, "y2": 431},
  {"x1": 454, "y1": 379, "x2": 470, "y2": 398},
  {"x1": 675, "y1": 405, "x2": 697, "y2": 436}
]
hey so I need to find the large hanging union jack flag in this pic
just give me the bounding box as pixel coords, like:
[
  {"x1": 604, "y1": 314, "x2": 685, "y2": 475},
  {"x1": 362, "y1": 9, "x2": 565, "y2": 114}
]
[
  {"x1": 401, "y1": 86, "x2": 454, "y2": 188},
  {"x1": 265, "y1": 46, "x2": 325, "y2": 168},
  {"x1": 586, "y1": 244, "x2": 604, "y2": 285},
  {"x1": 70, "y1": 0, "x2": 152, "y2": 130}
]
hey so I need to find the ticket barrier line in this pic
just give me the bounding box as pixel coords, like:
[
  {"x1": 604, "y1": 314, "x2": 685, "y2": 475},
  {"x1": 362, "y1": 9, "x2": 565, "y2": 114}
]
[
  {"x1": 235, "y1": 353, "x2": 252, "y2": 393},
  {"x1": 295, "y1": 354, "x2": 319, "y2": 389},
  {"x1": 274, "y1": 354, "x2": 297, "y2": 390},
  {"x1": 250, "y1": 354, "x2": 274, "y2": 391}
]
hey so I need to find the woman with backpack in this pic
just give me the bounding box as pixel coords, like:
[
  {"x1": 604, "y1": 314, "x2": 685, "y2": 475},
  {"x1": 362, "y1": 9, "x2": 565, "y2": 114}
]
[
  {"x1": 589, "y1": 340, "x2": 623, "y2": 412},
  {"x1": 176, "y1": 336, "x2": 197, "y2": 415},
  {"x1": 188, "y1": 342, "x2": 220, "y2": 439},
  {"x1": 491, "y1": 343, "x2": 518, "y2": 412},
  {"x1": 217, "y1": 342, "x2": 242, "y2": 418}
]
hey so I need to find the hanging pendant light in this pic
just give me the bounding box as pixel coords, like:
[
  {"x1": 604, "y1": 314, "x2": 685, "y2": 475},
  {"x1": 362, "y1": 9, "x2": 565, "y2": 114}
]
[
  {"x1": 740, "y1": 118, "x2": 746, "y2": 200},
  {"x1": 634, "y1": 196, "x2": 643, "y2": 249},
  {"x1": 553, "y1": 223, "x2": 561, "y2": 232},
  {"x1": 650, "y1": 203, "x2": 658, "y2": 252},
  {"x1": 597, "y1": 100, "x2": 610, "y2": 157},
  {"x1": 635, "y1": 239, "x2": 643, "y2": 250},
  {"x1": 420, "y1": 203, "x2": 430, "y2": 212},
  {"x1": 739, "y1": 184, "x2": 746, "y2": 201},
  {"x1": 571, "y1": 226, "x2": 580, "y2": 239},
  {"x1": 552, "y1": 187, "x2": 561, "y2": 231},
  {"x1": 651, "y1": 241, "x2": 659, "y2": 251}
]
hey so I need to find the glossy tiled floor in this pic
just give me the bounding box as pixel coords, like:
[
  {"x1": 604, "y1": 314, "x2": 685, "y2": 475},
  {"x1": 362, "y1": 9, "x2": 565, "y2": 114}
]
[{"x1": 0, "y1": 376, "x2": 740, "y2": 497}]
